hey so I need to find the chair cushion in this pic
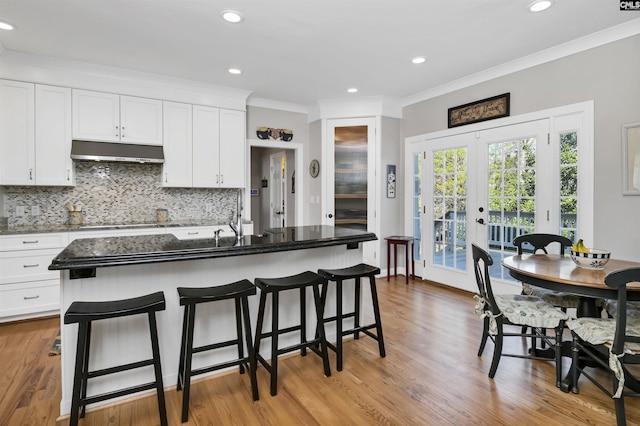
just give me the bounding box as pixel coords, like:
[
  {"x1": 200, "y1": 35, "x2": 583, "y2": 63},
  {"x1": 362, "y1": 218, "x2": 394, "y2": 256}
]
[
  {"x1": 603, "y1": 300, "x2": 640, "y2": 320},
  {"x1": 494, "y1": 294, "x2": 569, "y2": 328},
  {"x1": 521, "y1": 283, "x2": 581, "y2": 308},
  {"x1": 567, "y1": 317, "x2": 640, "y2": 353}
]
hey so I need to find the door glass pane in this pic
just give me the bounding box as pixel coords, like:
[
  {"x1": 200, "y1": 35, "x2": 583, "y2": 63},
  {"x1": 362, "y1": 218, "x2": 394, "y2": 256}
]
[
  {"x1": 432, "y1": 148, "x2": 467, "y2": 271},
  {"x1": 560, "y1": 131, "x2": 578, "y2": 243},
  {"x1": 412, "y1": 153, "x2": 422, "y2": 261},
  {"x1": 334, "y1": 126, "x2": 367, "y2": 230},
  {"x1": 487, "y1": 138, "x2": 536, "y2": 280}
]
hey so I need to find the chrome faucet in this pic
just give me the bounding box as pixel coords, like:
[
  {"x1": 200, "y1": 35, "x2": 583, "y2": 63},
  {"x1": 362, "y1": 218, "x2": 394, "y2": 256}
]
[{"x1": 229, "y1": 189, "x2": 243, "y2": 239}]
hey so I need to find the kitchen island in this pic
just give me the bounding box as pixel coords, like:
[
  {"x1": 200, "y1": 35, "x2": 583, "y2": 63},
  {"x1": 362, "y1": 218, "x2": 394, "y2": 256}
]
[{"x1": 49, "y1": 225, "x2": 377, "y2": 418}]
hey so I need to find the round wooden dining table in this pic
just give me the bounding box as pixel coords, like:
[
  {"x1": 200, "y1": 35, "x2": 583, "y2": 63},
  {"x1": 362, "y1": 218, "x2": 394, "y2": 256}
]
[
  {"x1": 503, "y1": 254, "x2": 640, "y2": 316},
  {"x1": 502, "y1": 253, "x2": 640, "y2": 392}
]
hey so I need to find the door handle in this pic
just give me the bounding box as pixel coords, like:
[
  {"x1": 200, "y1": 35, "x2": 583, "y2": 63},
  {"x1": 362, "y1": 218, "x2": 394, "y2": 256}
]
[
  {"x1": 476, "y1": 218, "x2": 485, "y2": 225},
  {"x1": 328, "y1": 213, "x2": 333, "y2": 219}
]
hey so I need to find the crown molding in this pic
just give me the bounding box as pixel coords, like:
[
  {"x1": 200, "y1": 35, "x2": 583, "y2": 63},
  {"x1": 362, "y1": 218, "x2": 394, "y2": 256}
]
[
  {"x1": 307, "y1": 96, "x2": 402, "y2": 122},
  {"x1": 0, "y1": 51, "x2": 252, "y2": 110},
  {"x1": 246, "y1": 96, "x2": 309, "y2": 114},
  {"x1": 402, "y1": 18, "x2": 640, "y2": 107}
]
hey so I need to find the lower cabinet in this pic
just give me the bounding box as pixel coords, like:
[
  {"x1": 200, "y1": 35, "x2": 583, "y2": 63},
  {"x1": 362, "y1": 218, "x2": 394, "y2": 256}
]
[
  {"x1": 0, "y1": 233, "x2": 68, "y2": 322},
  {"x1": 0, "y1": 224, "x2": 253, "y2": 322}
]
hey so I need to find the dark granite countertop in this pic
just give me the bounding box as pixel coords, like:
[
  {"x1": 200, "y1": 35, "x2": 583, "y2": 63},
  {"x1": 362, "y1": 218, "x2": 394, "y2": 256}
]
[
  {"x1": 49, "y1": 225, "x2": 377, "y2": 271},
  {"x1": 0, "y1": 219, "x2": 252, "y2": 235}
]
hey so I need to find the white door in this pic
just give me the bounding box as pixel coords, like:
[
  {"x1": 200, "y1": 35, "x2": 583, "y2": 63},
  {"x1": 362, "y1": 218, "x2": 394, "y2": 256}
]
[
  {"x1": 270, "y1": 152, "x2": 286, "y2": 228},
  {"x1": 418, "y1": 120, "x2": 549, "y2": 292},
  {"x1": 325, "y1": 118, "x2": 377, "y2": 265}
]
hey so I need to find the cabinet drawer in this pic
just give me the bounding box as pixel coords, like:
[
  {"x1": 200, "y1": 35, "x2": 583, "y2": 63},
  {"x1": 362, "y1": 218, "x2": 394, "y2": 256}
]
[
  {"x1": 0, "y1": 280, "x2": 59, "y2": 317},
  {"x1": 0, "y1": 249, "x2": 61, "y2": 284},
  {"x1": 170, "y1": 227, "x2": 216, "y2": 240},
  {"x1": 0, "y1": 233, "x2": 68, "y2": 251}
]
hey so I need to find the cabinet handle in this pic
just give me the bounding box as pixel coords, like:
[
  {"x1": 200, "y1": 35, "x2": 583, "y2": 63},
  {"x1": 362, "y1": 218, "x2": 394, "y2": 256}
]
[
  {"x1": 187, "y1": 232, "x2": 199, "y2": 235},
  {"x1": 220, "y1": 174, "x2": 224, "y2": 184},
  {"x1": 23, "y1": 295, "x2": 40, "y2": 300},
  {"x1": 29, "y1": 168, "x2": 33, "y2": 180},
  {"x1": 115, "y1": 125, "x2": 119, "y2": 137},
  {"x1": 165, "y1": 172, "x2": 168, "y2": 183},
  {"x1": 216, "y1": 175, "x2": 219, "y2": 184},
  {"x1": 67, "y1": 169, "x2": 70, "y2": 180},
  {"x1": 23, "y1": 264, "x2": 39, "y2": 268},
  {"x1": 22, "y1": 240, "x2": 39, "y2": 244},
  {"x1": 122, "y1": 126, "x2": 125, "y2": 138}
]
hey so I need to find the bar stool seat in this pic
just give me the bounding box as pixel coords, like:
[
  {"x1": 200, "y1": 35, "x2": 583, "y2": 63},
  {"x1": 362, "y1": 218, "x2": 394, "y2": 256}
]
[
  {"x1": 318, "y1": 263, "x2": 386, "y2": 371},
  {"x1": 63, "y1": 291, "x2": 167, "y2": 426},
  {"x1": 177, "y1": 279, "x2": 258, "y2": 423},
  {"x1": 254, "y1": 271, "x2": 331, "y2": 396}
]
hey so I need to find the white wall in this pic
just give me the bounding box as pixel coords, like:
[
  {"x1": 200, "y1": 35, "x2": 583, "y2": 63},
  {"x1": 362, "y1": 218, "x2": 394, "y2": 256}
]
[{"x1": 402, "y1": 34, "x2": 640, "y2": 260}]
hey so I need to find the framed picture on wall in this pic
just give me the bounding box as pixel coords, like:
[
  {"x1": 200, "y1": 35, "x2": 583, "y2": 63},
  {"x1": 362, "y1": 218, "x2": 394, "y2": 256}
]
[{"x1": 623, "y1": 122, "x2": 640, "y2": 195}]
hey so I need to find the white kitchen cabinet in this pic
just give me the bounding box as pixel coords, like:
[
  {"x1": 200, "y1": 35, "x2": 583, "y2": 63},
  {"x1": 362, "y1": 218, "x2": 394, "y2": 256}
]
[
  {"x1": 192, "y1": 105, "x2": 220, "y2": 187},
  {"x1": 0, "y1": 81, "x2": 73, "y2": 186},
  {"x1": 35, "y1": 85, "x2": 75, "y2": 185},
  {"x1": 218, "y1": 109, "x2": 246, "y2": 188},
  {"x1": 162, "y1": 101, "x2": 193, "y2": 187},
  {"x1": 72, "y1": 89, "x2": 162, "y2": 145},
  {"x1": 0, "y1": 232, "x2": 68, "y2": 322},
  {"x1": 0, "y1": 80, "x2": 35, "y2": 185}
]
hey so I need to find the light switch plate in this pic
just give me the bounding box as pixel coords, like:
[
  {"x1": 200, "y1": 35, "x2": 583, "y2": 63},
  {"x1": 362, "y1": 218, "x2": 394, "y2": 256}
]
[
  {"x1": 31, "y1": 205, "x2": 40, "y2": 216},
  {"x1": 16, "y1": 206, "x2": 25, "y2": 216}
]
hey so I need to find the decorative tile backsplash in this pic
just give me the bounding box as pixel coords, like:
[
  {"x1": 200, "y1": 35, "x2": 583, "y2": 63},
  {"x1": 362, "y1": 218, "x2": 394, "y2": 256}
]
[{"x1": 3, "y1": 162, "x2": 238, "y2": 227}]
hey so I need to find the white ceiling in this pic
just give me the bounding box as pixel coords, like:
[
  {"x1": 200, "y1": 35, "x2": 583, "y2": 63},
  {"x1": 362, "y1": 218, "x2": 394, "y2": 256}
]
[{"x1": 0, "y1": 1, "x2": 638, "y2": 108}]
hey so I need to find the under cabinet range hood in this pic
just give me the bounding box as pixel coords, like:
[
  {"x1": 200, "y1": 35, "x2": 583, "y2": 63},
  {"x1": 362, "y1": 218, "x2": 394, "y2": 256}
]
[{"x1": 70, "y1": 140, "x2": 165, "y2": 163}]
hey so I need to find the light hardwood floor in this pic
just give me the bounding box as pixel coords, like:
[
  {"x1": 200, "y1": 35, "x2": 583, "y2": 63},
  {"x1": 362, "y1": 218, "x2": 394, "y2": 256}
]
[{"x1": 0, "y1": 276, "x2": 634, "y2": 425}]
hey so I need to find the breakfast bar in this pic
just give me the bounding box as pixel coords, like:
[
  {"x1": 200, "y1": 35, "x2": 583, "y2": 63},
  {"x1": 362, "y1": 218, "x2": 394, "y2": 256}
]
[{"x1": 49, "y1": 225, "x2": 377, "y2": 418}]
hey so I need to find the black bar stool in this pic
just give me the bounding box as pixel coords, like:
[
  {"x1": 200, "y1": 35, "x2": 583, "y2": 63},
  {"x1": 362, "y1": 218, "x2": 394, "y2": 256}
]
[
  {"x1": 176, "y1": 279, "x2": 258, "y2": 423},
  {"x1": 317, "y1": 263, "x2": 386, "y2": 371},
  {"x1": 63, "y1": 291, "x2": 167, "y2": 426},
  {"x1": 253, "y1": 271, "x2": 331, "y2": 396}
]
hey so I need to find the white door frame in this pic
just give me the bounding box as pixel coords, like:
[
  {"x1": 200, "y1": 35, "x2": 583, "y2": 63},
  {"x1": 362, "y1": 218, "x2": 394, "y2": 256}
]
[
  {"x1": 404, "y1": 101, "x2": 594, "y2": 293},
  {"x1": 247, "y1": 139, "x2": 304, "y2": 227}
]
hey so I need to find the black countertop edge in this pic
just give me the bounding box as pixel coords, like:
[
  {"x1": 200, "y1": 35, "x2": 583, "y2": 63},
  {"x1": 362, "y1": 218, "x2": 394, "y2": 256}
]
[
  {"x1": 0, "y1": 220, "x2": 252, "y2": 235},
  {"x1": 49, "y1": 227, "x2": 377, "y2": 271}
]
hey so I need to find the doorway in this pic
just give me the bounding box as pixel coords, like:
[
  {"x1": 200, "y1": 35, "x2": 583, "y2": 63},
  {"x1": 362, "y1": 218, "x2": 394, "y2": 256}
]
[
  {"x1": 405, "y1": 103, "x2": 594, "y2": 294},
  {"x1": 248, "y1": 140, "x2": 304, "y2": 234}
]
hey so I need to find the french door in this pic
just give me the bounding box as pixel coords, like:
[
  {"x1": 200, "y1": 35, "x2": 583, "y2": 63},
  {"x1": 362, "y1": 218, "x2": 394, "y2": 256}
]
[{"x1": 409, "y1": 119, "x2": 551, "y2": 292}]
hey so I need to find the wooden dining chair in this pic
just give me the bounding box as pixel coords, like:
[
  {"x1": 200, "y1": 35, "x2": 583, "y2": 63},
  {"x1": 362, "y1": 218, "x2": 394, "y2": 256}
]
[
  {"x1": 513, "y1": 233, "x2": 580, "y2": 309},
  {"x1": 567, "y1": 267, "x2": 640, "y2": 426},
  {"x1": 472, "y1": 244, "x2": 569, "y2": 384}
]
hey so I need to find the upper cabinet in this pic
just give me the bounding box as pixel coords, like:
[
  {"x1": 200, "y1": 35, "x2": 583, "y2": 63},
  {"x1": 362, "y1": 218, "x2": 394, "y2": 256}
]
[
  {"x1": 162, "y1": 101, "x2": 193, "y2": 187},
  {"x1": 72, "y1": 89, "x2": 162, "y2": 145},
  {"x1": 163, "y1": 104, "x2": 245, "y2": 188},
  {"x1": 0, "y1": 80, "x2": 74, "y2": 186},
  {"x1": 218, "y1": 109, "x2": 246, "y2": 188},
  {"x1": 0, "y1": 80, "x2": 34, "y2": 185}
]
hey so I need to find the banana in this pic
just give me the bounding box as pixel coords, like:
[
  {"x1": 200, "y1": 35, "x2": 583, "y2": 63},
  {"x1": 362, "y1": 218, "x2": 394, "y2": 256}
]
[{"x1": 572, "y1": 239, "x2": 589, "y2": 253}]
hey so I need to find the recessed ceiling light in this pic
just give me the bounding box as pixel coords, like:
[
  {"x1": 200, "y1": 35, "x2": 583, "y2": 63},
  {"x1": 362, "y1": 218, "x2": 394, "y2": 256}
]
[
  {"x1": 221, "y1": 10, "x2": 243, "y2": 23},
  {"x1": 411, "y1": 56, "x2": 426, "y2": 64},
  {"x1": 529, "y1": 0, "x2": 553, "y2": 12},
  {"x1": 347, "y1": 88, "x2": 358, "y2": 93},
  {"x1": 0, "y1": 21, "x2": 15, "y2": 31},
  {"x1": 228, "y1": 68, "x2": 242, "y2": 75}
]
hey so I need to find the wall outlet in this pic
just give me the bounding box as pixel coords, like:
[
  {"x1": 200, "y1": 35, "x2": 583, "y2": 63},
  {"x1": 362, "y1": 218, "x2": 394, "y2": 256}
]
[
  {"x1": 16, "y1": 206, "x2": 26, "y2": 216},
  {"x1": 31, "y1": 205, "x2": 40, "y2": 216},
  {"x1": 205, "y1": 203, "x2": 213, "y2": 213}
]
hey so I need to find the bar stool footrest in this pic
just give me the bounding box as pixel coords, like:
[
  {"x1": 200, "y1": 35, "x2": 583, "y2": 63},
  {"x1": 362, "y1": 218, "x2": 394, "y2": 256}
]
[
  {"x1": 193, "y1": 338, "x2": 242, "y2": 354},
  {"x1": 190, "y1": 357, "x2": 250, "y2": 378},
  {"x1": 82, "y1": 382, "x2": 158, "y2": 406},
  {"x1": 87, "y1": 359, "x2": 154, "y2": 379}
]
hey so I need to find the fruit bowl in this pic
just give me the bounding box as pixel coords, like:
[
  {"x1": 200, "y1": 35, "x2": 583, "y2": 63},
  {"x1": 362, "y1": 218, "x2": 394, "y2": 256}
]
[{"x1": 570, "y1": 249, "x2": 611, "y2": 270}]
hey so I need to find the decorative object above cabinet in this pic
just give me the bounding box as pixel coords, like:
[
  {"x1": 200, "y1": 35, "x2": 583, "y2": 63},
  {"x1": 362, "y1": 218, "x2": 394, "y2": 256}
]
[{"x1": 72, "y1": 89, "x2": 163, "y2": 146}]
